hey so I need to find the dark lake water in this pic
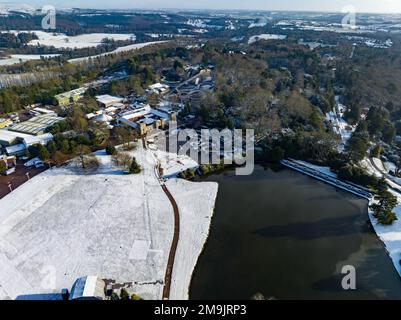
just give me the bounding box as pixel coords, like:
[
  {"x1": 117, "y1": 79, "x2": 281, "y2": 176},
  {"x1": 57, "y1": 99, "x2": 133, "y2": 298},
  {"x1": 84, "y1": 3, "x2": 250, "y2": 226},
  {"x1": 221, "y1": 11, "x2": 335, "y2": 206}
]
[{"x1": 190, "y1": 166, "x2": 401, "y2": 299}]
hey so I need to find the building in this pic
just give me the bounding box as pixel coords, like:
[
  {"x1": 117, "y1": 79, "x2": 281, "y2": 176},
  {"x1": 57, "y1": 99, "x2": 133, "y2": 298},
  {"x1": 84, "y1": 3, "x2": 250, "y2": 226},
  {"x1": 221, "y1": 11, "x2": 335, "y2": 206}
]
[
  {"x1": 55, "y1": 87, "x2": 87, "y2": 106},
  {"x1": 5, "y1": 144, "x2": 27, "y2": 157},
  {"x1": 147, "y1": 83, "x2": 170, "y2": 95},
  {"x1": 69, "y1": 276, "x2": 106, "y2": 300},
  {"x1": 30, "y1": 107, "x2": 56, "y2": 116},
  {"x1": 22, "y1": 133, "x2": 54, "y2": 147},
  {"x1": 93, "y1": 113, "x2": 114, "y2": 129},
  {"x1": 0, "y1": 118, "x2": 12, "y2": 129},
  {"x1": 0, "y1": 155, "x2": 16, "y2": 175},
  {"x1": 96, "y1": 94, "x2": 124, "y2": 108},
  {"x1": 8, "y1": 114, "x2": 64, "y2": 136},
  {"x1": 5, "y1": 133, "x2": 53, "y2": 156},
  {"x1": 0, "y1": 129, "x2": 32, "y2": 146},
  {"x1": 0, "y1": 129, "x2": 53, "y2": 156},
  {"x1": 118, "y1": 104, "x2": 176, "y2": 135}
]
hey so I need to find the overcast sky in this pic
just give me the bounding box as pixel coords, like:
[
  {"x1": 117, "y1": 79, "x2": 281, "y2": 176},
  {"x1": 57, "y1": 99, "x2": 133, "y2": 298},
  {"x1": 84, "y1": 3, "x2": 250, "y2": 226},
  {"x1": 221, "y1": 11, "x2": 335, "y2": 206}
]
[{"x1": 4, "y1": 0, "x2": 401, "y2": 14}]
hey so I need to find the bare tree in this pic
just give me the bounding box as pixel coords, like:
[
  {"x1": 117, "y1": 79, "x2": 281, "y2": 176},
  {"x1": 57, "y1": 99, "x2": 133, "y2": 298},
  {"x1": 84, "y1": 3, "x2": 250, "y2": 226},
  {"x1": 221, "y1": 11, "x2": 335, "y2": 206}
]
[
  {"x1": 115, "y1": 126, "x2": 136, "y2": 150},
  {"x1": 112, "y1": 152, "x2": 132, "y2": 170},
  {"x1": 74, "y1": 144, "x2": 91, "y2": 169}
]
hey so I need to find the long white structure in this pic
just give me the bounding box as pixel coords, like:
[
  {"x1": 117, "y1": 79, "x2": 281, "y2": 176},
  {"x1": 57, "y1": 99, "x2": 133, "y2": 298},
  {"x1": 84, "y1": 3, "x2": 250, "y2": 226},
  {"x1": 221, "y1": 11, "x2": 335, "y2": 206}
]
[{"x1": 281, "y1": 159, "x2": 372, "y2": 199}]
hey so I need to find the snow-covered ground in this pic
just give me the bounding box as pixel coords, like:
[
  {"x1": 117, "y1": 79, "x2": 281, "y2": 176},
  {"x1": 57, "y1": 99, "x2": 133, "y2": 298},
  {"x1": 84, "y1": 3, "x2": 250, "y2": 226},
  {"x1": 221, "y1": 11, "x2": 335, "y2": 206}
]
[
  {"x1": 360, "y1": 158, "x2": 382, "y2": 178},
  {"x1": 360, "y1": 157, "x2": 401, "y2": 277},
  {"x1": 68, "y1": 41, "x2": 167, "y2": 63},
  {"x1": 248, "y1": 19, "x2": 268, "y2": 28},
  {"x1": 0, "y1": 144, "x2": 217, "y2": 300},
  {"x1": 27, "y1": 31, "x2": 136, "y2": 49},
  {"x1": 0, "y1": 54, "x2": 60, "y2": 66},
  {"x1": 369, "y1": 198, "x2": 401, "y2": 278},
  {"x1": 325, "y1": 96, "x2": 356, "y2": 150},
  {"x1": 186, "y1": 19, "x2": 209, "y2": 28},
  {"x1": 295, "y1": 160, "x2": 337, "y2": 178},
  {"x1": 0, "y1": 3, "x2": 36, "y2": 16},
  {"x1": 248, "y1": 34, "x2": 287, "y2": 44},
  {"x1": 166, "y1": 179, "x2": 218, "y2": 300},
  {"x1": 150, "y1": 148, "x2": 199, "y2": 178}
]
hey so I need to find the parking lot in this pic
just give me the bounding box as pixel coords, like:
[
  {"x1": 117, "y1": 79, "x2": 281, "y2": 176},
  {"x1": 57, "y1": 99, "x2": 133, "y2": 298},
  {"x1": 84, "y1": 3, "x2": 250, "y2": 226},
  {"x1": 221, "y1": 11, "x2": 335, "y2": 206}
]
[{"x1": 0, "y1": 161, "x2": 47, "y2": 199}]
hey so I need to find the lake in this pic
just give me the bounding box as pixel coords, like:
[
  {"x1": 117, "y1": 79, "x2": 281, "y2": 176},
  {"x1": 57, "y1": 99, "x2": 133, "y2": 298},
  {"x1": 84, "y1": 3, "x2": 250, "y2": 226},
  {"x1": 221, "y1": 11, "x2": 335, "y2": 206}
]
[{"x1": 190, "y1": 166, "x2": 401, "y2": 299}]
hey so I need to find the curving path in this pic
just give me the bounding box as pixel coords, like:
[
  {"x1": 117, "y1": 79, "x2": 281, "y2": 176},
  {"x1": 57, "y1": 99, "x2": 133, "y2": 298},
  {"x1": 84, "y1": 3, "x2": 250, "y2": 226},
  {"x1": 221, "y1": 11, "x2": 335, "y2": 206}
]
[
  {"x1": 142, "y1": 138, "x2": 180, "y2": 300},
  {"x1": 160, "y1": 184, "x2": 180, "y2": 299}
]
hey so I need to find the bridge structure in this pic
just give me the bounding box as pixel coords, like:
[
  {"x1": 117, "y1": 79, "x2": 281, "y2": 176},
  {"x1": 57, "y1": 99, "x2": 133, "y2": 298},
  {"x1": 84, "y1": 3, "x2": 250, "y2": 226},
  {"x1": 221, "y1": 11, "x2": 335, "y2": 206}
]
[{"x1": 281, "y1": 159, "x2": 372, "y2": 200}]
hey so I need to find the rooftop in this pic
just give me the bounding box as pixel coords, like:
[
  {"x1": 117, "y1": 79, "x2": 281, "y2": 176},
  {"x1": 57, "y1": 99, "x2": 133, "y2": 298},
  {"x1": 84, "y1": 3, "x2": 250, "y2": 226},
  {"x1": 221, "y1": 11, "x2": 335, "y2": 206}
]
[
  {"x1": 0, "y1": 129, "x2": 32, "y2": 144},
  {"x1": 55, "y1": 87, "x2": 87, "y2": 99},
  {"x1": 9, "y1": 114, "x2": 63, "y2": 135},
  {"x1": 69, "y1": 276, "x2": 105, "y2": 300},
  {"x1": 96, "y1": 94, "x2": 124, "y2": 105}
]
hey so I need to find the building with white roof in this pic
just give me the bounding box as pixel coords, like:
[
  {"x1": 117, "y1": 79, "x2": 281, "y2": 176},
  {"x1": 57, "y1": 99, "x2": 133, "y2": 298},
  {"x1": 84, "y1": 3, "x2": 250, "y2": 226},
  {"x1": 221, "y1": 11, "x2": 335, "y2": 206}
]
[
  {"x1": 94, "y1": 113, "x2": 113, "y2": 123},
  {"x1": 69, "y1": 276, "x2": 106, "y2": 300},
  {"x1": 4, "y1": 133, "x2": 53, "y2": 156},
  {"x1": 0, "y1": 128, "x2": 54, "y2": 156},
  {"x1": 147, "y1": 83, "x2": 169, "y2": 95},
  {"x1": 96, "y1": 94, "x2": 124, "y2": 108},
  {"x1": 22, "y1": 133, "x2": 54, "y2": 147},
  {"x1": 0, "y1": 129, "x2": 32, "y2": 146},
  {"x1": 118, "y1": 104, "x2": 176, "y2": 135}
]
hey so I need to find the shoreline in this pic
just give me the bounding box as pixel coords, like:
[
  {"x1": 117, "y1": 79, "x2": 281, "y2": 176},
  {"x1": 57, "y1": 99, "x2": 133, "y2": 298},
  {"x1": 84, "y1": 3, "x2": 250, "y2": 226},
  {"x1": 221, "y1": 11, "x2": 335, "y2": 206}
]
[
  {"x1": 284, "y1": 158, "x2": 401, "y2": 281},
  {"x1": 185, "y1": 184, "x2": 220, "y2": 300},
  {"x1": 166, "y1": 178, "x2": 218, "y2": 300},
  {"x1": 367, "y1": 200, "x2": 401, "y2": 279}
]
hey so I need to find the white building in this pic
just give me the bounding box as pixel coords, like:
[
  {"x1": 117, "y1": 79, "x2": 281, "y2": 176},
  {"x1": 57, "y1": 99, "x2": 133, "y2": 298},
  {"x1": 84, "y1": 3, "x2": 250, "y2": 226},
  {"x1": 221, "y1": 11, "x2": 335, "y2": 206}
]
[
  {"x1": 118, "y1": 104, "x2": 176, "y2": 135},
  {"x1": 1, "y1": 130, "x2": 53, "y2": 156},
  {"x1": 96, "y1": 95, "x2": 124, "y2": 108},
  {"x1": 147, "y1": 83, "x2": 169, "y2": 95},
  {"x1": 69, "y1": 276, "x2": 106, "y2": 300}
]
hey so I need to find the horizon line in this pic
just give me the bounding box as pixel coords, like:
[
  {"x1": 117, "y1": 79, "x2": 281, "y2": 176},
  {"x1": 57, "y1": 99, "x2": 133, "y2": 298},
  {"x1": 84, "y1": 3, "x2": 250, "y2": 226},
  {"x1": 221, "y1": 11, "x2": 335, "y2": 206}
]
[
  {"x1": 3, "y1": 3, "x2": 401, "y2": 15},
  {"x1": 69, "y1": 7, "x2": 401, "y2": 15}
]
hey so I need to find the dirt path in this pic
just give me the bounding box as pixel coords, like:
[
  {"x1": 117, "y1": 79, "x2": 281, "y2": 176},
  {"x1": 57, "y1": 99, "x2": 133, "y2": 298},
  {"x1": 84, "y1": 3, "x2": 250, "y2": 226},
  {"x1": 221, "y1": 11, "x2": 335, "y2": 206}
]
[
  {"x1": 142, "y1": 138, "x2": 180, "y2": 300},
  {"x1": 160, "y1": 183, "x2": 180, "y2": 299}
]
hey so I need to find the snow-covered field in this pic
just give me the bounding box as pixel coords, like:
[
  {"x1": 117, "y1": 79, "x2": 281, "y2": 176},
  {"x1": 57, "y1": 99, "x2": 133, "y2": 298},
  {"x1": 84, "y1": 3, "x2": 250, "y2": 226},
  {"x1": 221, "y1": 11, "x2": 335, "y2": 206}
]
[
  {"x1": 248, "y1": 19, "x2": 268, "y2": 28},
  {"x1": 248, "y1": 34, "x2": 287, "y2": 44},
  {"x1": 150, "y1": 148, "x2": 199, "y2": 178},
  {"x1": 0, "y1": 144, "x2": 217, "y2": 300},
  {"x1": 0, "y1": 54, "x2": 60, "y2": 66},
  {"x1": 68, "y1": 41, "x2": 167, "y2": 63},
  {"x1": 1, "y1": 30, "x2": 137, "y2": 50},
  {"x1": 166, "y1": 179, "x2": 218, "y2": 300},
  {"x1": 27, "y1": 31, "x2": 136, "y2": 49}
]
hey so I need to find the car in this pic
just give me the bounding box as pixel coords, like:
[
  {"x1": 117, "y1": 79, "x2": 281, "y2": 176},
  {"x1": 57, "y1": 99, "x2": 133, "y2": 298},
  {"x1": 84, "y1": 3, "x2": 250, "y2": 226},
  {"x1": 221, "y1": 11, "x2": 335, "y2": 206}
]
[{"x1": 34, "y1": 161, "x2": 45, "y2": 168}]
